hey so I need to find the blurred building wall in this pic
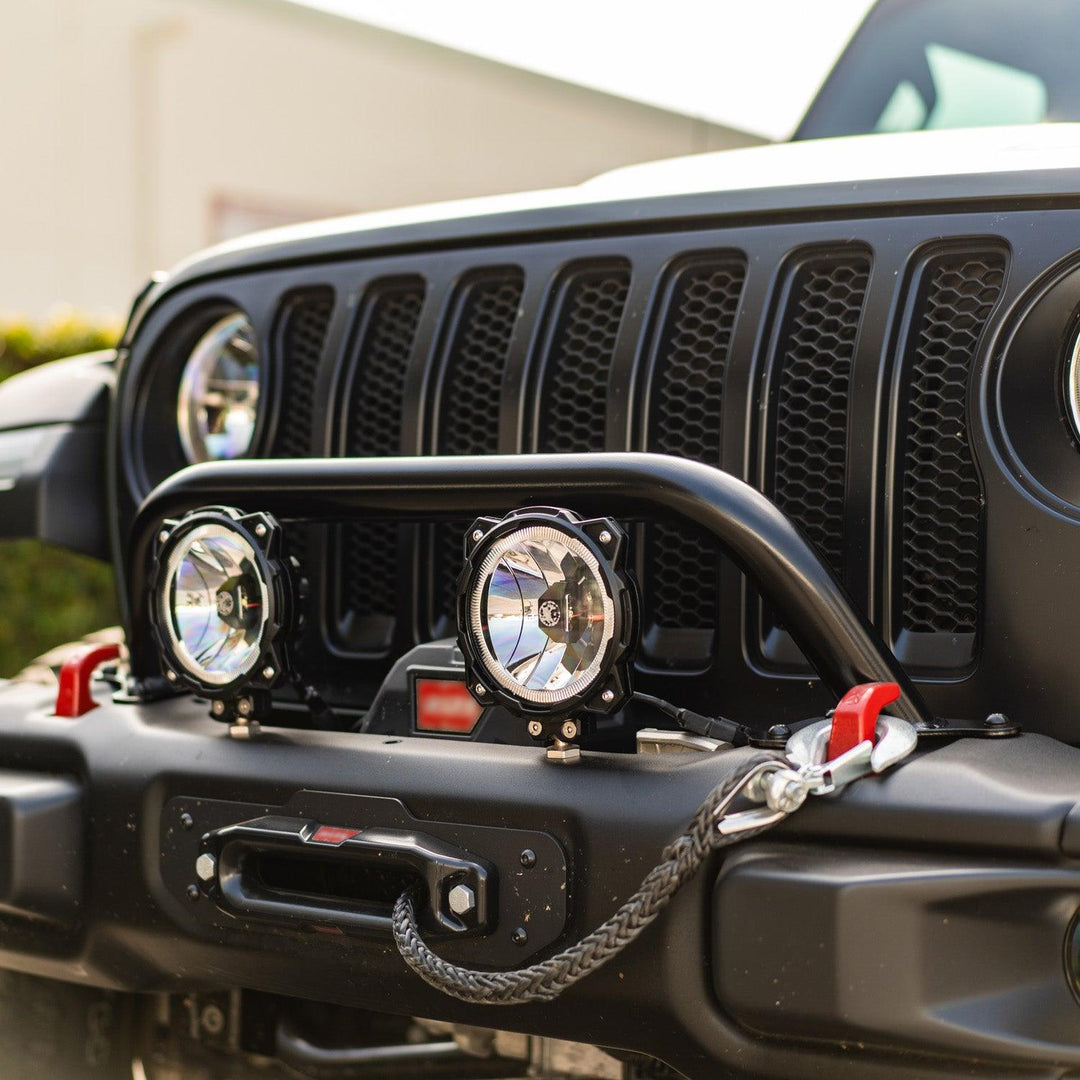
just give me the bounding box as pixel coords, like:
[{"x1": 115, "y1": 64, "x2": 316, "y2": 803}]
[{"x1": 0, "y1": 0, "x2": 760, "y2": 320}]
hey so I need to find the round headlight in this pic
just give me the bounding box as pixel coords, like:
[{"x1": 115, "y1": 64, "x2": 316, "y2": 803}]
[
  {"x1": 458, "y1": 508, "x2": 635, "y2": 721},
  {"x1": 177, "y1": 313, "x2": 260, "y2": 463},
  {"x1": 152, "y1": 507, "x2": 294, "y2": 702}
]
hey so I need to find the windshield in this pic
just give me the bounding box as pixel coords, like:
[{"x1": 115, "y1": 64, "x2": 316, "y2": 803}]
[{"x1": 796, "y1": 0, "x2": 1078, "y2": 140}]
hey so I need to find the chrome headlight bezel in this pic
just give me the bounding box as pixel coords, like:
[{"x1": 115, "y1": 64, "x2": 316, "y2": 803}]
[
  {"x1": 457, "y1": 507, "x2": 636, "y2": 719},
  {"x1": 150, "y1": 506, "x2": 295, "y2": 698}
]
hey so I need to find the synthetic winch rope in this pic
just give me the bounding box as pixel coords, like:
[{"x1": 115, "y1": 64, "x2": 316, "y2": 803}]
[{"x1": 391, "y1": 752, "x2": 782, "y2": 1006}]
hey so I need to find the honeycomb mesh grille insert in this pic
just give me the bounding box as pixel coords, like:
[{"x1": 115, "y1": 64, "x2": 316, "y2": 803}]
[
  {"x1": 270, "y1": 289, "x2": 334, "y2": 459},
  {"x1": 536, "y1": 265, "x2": 630, "y2": 453},
  {"x1": 898, "y1": 250, "x2": 1005, "y2": 636},
  {"x1": 269, "y1": 290, "x2": 334, "y2": 579},
  {"x1": 643, "y1": 257, "x2": 746, "y2": 632},
  {"x1": 339, "y1": 280, "x2": 425, "y2": 638},
  {"x1": 434, "y1": 271, "x2": 524, "y2": 632},
  {"x1": 770, "y1": 254, "x2": 870, "y2": 575}
]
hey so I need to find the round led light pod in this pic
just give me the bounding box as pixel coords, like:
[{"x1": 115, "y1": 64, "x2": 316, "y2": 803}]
[
  {"x1": 151, "y1": 507, "x2": 297, "y2": 706},
  {"x1": 458, "y1": 508, "x2": 636, "y2": 721}
]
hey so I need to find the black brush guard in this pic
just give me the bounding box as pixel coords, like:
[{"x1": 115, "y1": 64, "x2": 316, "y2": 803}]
[{"x1": 125, "y1": 451, "x2": 929, "y2": 725}]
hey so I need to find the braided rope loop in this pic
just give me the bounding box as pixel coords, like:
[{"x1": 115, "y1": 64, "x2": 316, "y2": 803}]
[{"x1": 392, "y1": 753, "x2": 782, "y2": 1006}]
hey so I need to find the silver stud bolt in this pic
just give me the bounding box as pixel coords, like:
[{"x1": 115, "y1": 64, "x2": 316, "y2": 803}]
[
  {"x1": 527, "y1": 720, "x2": 543, "y2": 738},
  {"x1": 211, "y1": 700, "x2": 225, "y2": 717},
  {"x1": 475, "y1": 683, "x2": 485, "y2": 696},
  {"x1": 165, "y1": 670, "x2": 177, "y2": 683},
  {"x1": 195, "y1": 853, "x2": 217, "y2": 882},
  {"x1": 561, "y1": 720, "x2": 579, "y2": 741},
  {"x1": 601, "y1": 689, "x2": 615, "y2": 704},
  {"x1": 472, "y1": 529, "x2": 484, "y2": 542},
  {"x1": 598, "y1": 530, "x2": 613, "y2": 545},
  {"x1": 158, "y1": 529, "x2": 170, "y2": 544},
  {"x1": 236, "y1": 697, "x2": 254, "y2": 717},
  {"x1": 254, "y1": 523, "x2": 267, "y2": 538},
  {"x1": 447, "y1": 883, "x2": 476, "y2": 917},
  {"x1": 262, "y1": 666, "x2": 275, "y2": 680}
]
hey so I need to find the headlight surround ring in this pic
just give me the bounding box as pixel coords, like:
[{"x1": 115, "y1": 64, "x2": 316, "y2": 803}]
[
  {"x1": 457, "y1": 507, "x2": 636, "y2": 719},
  {"x1": 151, "y1": 506, "x2": 295, "y2": 698}
]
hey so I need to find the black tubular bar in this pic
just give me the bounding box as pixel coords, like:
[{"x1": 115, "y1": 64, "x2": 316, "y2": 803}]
[{"x1": 128, "y1": 452, "x2": 929, "y2": 724}]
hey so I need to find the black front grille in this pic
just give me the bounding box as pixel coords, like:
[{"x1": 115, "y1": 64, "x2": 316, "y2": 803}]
[
  {"x1": 536, "y1": 265, "x2": 630, "y2": 453},
  {"x1": 641, "y1": 257, "x2": 746, "y2": 655},
  {"x1": 337, "y1": 279, "x2": 425, "y2": 651},
  {"x1": 432, "y1": 270, "x2": 524, "y2": 633},
  {"x1": 897, "y1": 250, "x2": 1006, "y2": 640},
  {"x1": 770, "y1": 253, "x2": 870, "y2": 574}
]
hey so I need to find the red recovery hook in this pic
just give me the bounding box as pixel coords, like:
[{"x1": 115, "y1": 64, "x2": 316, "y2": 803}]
[{"x1": 826, "y1": 682, "x2": 901, "y2": 760}]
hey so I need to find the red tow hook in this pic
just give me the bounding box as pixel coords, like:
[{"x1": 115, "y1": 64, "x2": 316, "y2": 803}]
[
  {"x1": 826, "y1": 682, "x2": 901, "y2": 760},
  {"x1": 55, "y1": 643, "x2": 122, "y2": 718}
]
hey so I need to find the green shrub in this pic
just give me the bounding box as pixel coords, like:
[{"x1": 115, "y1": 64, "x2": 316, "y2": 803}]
[{"x1": 0, "y1": 311, "x2": 122, "y2": 676}]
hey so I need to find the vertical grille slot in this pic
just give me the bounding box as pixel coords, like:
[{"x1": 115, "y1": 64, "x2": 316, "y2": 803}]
[
  {"x1": 431, "y1": 269, "x2": 524, "y2": 635},
  {"x1": 270, "y1": 289, "x2": 334, "y2": 459},
  {"x1": 641, "y1": 256, "x2": 746, "y2": 664},
  {"x1": 336, "y1": 278, "x2": 425, "y2": 652},
  {"x1": 760, "y1": 252, "x2": 869, "y2": 666},
  {"x1": 535, "y1": 264, "x2": 630, "y2": 453},
  {"x1": 894, "y1": 249, "x2": 1005, "y2": 665},
  {"x1": 269, "y1": 289, "x2": 334, "y2": 580}
]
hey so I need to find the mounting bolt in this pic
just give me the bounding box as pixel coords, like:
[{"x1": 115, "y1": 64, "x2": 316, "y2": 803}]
[
  {"x1": 165, "y1": 670, "x2": 178, "y2": 683},
  {"x1": 766, "y1": 723, "x2": 791, "y2": 741},
  {"x1": 519, "y1": 848, "x2": 536, "y2": 869},
  {"x1": 511, "y1": 927, "x2": 528, "y2": 946},
  {"x1": 236, "y1": 697, "x2": 254, "y2": 717},
  {"x1": 195, "y1": 853, "x2": 217, "y2": 882},
  {"x1": 186, "y1": 884, "x2": 200, "y2": 902},
  {"x1": 254, "y1": 523, "x2": 268, "y2": 538},
  {"x1": 984, "y1": 712, "x2": 1009, "y2": 728},
  {"x1": 472, "y1": 529, "x2": 484, "y2": 542},
  {"x1": 475, "y1": 683, "x2": 485, "y2": 697},
  {"x1": 211, "y1": 700, "x2": 226, "y2": 717},
  {"x1": 262, "y1": 666, "x2": 275, "y2": 681},
  {"x1": 560, "y1": 720, "x2": 579, "y2": 741},
  {"x1": 158, "y1": 529, "x2": 170, "y2": 544},
  {"x1": 200, "y1": 1003, "x2": 225, "y2": 1036},
  {"x1": 527, "y1": 720, "x2": 543, "y2": 738},
  {"x1": 598, "y1": 530, "x2": 613, "y2": 545},
  {"x1": 600, "y1": 689, "x2": 615, "y2": 704},
  {"x1": 179, "y1": 812, "x2": 194, "y2": 830},
  {"x1": 447, "y1": 883, "x2": 475, "y2": 918}
]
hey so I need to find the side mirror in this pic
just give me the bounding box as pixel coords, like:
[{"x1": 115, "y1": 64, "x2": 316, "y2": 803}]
[{"x1": 0, "y1": 351, "x2": 114, "y2": 560}]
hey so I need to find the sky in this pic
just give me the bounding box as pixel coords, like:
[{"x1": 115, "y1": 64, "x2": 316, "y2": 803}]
[{"x1": 286, "y1": 0, "x2": 876, "y2": 141}]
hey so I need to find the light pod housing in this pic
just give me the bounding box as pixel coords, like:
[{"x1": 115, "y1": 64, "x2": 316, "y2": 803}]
[
  {"x1": 151, "y1": 506, "x2": 298, "y2": 715},
  {"x1": 457, "y1": 507, "x2": 636, "y2": 723}
]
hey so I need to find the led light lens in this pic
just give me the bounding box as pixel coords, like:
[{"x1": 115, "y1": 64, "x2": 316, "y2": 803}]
[
  {"x1": 160, "y1": 523, "x2": 269, "y2": 686},
  {"x1": 469, "y1": 524, "x2": 615, "y2": 706},
  {"x1": 177, "y1": 313, "x2": 260, "y2": 463}
]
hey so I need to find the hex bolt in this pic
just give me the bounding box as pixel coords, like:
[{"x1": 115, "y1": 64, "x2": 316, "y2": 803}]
[
  {"x1": 511, "y1": 927, "x2": 528, "y2": 946},
  {"x1": 195, "y1": 853, "x2": 217, "y2": 882},
  {"x1": 600, "y1": 689, "x2": 615, "y2": 704},
  {"x1": 179, "y1": 812, "x2": 194, "y2": 831},
  {"x1": 200, "y1": 1003, "x2": 225, "y2": 1036},
  {"x1": 447, "y1": 883, "x2": 476, "y2": 918},
  {"x1": 598, "y1": 530, "x2": 613, "y2": 545},
  {"x1": 262, "y1": 666, "x2": 275, "y2": 681},
  {"x1": 560, "y1": 720, "x2": 579, "y2": 741},
  {"x1": 254, "y1": 523, "x2": 268, "y2": 538},
  {"x1": 472, "y1": 529, "x2": 484, "y2": 542},
  {"x1": 527, "y1": 720, "x2": 544, "y2": 738},
  {"x1": 519, "y1": 848, "x2": 536, "y2": 869}
]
